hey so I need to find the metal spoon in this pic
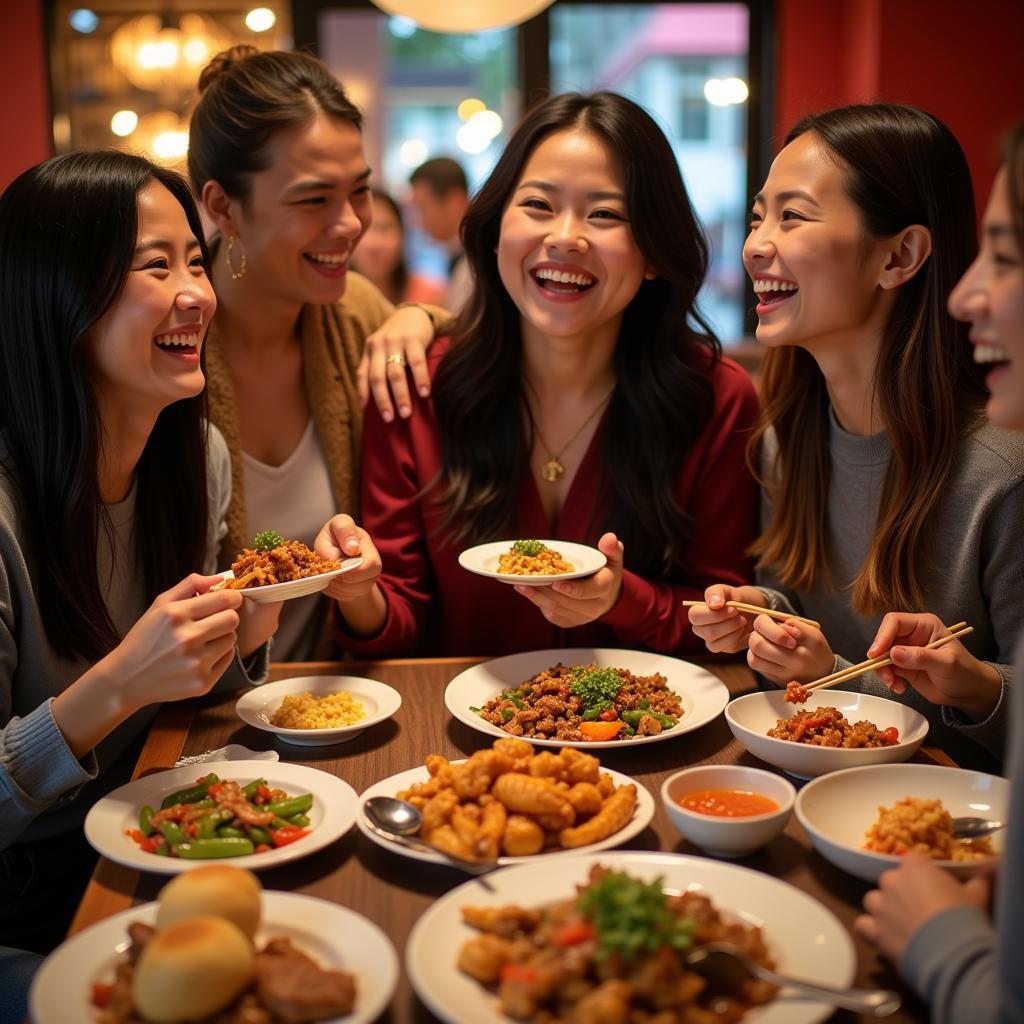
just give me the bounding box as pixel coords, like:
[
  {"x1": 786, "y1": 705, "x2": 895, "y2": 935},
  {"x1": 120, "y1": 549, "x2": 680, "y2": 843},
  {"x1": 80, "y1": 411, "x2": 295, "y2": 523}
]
[
  {"x1": 363, "y1": 796, "x2": 498, "y2": 875},
  {"x1": 685, "y1": 943, "x2": 901, "y2": 1017},
  {"x1": 951, "y1": 817, "x2": 1005, "y2": 840}
]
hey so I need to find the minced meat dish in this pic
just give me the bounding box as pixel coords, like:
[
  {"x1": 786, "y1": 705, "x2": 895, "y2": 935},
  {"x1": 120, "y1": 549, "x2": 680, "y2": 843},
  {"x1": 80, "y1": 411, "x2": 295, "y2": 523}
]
[
  {"x1": 475, "y1": 663, "x2": 684, "y2": 742},
  {"x1": 767, "y1": 706, "x2": 899, "y2": 747}
]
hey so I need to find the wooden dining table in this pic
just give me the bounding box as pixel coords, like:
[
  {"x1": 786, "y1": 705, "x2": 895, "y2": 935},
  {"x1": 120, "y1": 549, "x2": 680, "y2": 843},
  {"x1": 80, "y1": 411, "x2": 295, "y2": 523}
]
[{"x1": 68, "y1": 656, "x2": 950, "y2": 1023}]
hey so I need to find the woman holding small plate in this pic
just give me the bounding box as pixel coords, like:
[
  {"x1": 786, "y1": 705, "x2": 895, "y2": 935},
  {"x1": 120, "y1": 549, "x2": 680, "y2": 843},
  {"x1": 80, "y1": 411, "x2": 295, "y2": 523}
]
[{"x1": 332, "y1": 92, "x2": 759, "y2": 658}]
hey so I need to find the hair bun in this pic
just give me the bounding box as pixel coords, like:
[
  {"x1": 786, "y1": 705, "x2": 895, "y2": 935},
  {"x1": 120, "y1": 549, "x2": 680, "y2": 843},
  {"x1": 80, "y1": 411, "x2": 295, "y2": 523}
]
[{"x1": 198, "y1": 45, "x2": 260, "y2": 92}]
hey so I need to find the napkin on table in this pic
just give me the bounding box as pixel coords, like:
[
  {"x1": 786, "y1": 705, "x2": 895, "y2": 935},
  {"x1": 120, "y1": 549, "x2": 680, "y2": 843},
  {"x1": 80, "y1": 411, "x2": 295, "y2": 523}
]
[{"x1": 175, "y1": 743, "x2": 280, "y2": 767}]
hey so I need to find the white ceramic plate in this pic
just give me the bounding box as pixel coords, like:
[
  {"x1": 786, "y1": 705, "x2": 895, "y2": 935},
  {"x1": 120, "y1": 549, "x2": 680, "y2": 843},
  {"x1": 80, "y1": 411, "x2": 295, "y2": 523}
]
[
  {"x1": 217, "y1": 555, "x2": 364, "y2": 603},
  {"x1": 796, "y1": 763, "x2": 1009, "y2": 883},
  {"x1": 445, "y1": 648, "x2": 729, "y2": 749},
  {"x1": 30, "y1": 891, "x2": 399, "y2": 1024},
  {"x1": 358, "y1": 761, "x2": 654, "y2": 869},
  {"x1": 235, "y1": 676, "x2": 402, "y2": 747},
  {"x1": 458, "y1": 540, "x2": 605, "y2": 586},
  {"x1": 84, "y1": 760, "x2": 358, "y2": 874},
  {"x1": 407, "y1": 850, "x2": 855, "y2": 1024},
  {"x1": 726, "y1": 689, "x2": 928, "y2": 779}
]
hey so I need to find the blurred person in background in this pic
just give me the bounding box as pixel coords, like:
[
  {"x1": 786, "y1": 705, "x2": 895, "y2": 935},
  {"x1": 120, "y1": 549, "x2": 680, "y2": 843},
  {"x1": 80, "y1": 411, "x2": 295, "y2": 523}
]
[
  {"x1": 352, "y1": 189, "x2": 446, "y2": 307},
  {"x1": 409, "y1": 156, "x2": 472, "y2": 312}
]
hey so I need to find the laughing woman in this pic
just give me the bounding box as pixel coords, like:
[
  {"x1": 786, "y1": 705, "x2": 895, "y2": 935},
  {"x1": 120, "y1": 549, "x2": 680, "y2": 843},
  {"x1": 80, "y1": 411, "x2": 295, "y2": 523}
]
[
  {"x1": 855, "y1": 123, "x2": 1024, "y2": 1024},
  {"x1": 687, "y1": 104, "x2": 1024, "y2": 769},
  {"x1": 0, "y1": 152, "x2": 277, "y2": 959},
  {"x1": 328, "y1": 92, "x2": 759, "y2": 658},
  {"x1": 186, "y1": 47, "x2": 442, "y2": 659}
]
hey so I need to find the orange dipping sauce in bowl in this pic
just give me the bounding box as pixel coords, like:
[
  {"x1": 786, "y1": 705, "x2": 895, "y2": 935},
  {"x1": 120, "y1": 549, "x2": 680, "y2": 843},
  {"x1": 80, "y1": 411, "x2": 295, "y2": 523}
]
[{"x1": 677, "y1": 788, "x2": 780, "y2": 818}]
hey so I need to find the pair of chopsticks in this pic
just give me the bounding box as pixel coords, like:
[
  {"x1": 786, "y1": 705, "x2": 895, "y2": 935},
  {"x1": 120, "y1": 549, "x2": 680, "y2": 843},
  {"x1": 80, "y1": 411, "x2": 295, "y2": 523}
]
[
  {"x1": 682, "y1": 599, "x2": 821, "y2": 631},
  {"x1": 802, "y1": 621, "x2": 973, "y2": 693}
]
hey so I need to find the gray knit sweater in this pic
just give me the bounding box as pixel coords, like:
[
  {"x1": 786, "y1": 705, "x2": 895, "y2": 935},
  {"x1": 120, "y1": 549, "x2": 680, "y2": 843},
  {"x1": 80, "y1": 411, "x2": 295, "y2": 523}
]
[
  {"x1": 756, "y1": 413, "x2": 1024, "y2": 771},
  {"x1": 0, "y1": 427, "x2": 267, "y2": 849},
  {"x1": 898, "y1": 633, "x2": 1023, "y2": 1024}
]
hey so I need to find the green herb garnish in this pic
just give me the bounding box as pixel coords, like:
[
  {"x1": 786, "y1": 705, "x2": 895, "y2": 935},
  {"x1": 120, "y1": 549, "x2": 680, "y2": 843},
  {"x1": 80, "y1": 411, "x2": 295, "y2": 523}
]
[
  {"x1": 512, "y1": 539, "x2": 547, "y2": 557},
  {"x1": 569, "y1": 666, "x2": 623, "y2": 709},
  {"x1": 253, "y1": 529, "x2": 284, "y2": 552},
  {"x1": 579, "y1": 872, "x2": 694, "y2": 962}
]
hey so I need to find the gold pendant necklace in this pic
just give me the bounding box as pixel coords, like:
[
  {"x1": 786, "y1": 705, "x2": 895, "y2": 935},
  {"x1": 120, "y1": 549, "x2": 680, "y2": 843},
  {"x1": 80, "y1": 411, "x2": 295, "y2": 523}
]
[{"x1": 534, "y1": 388, "x2": 614, "y2": 485}]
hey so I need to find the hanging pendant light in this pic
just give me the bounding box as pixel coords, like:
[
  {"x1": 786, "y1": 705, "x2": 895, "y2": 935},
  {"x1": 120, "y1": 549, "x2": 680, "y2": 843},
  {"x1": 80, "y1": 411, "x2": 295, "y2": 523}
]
[{"x1": 369, "y1": 0, "x2": 554, "y2": 34}]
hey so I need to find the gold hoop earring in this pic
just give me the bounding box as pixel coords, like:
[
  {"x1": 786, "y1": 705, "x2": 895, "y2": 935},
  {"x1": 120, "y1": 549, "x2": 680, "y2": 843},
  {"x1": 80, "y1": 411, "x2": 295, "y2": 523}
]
[{"x1": 225, "y1": 234, "x2": 247, "y2": 280}]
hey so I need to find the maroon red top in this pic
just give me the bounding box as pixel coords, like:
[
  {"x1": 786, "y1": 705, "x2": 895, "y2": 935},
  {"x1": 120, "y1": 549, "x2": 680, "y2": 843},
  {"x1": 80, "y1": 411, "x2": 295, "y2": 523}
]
[{"x1": 339, "y1": 340, "x2": 759, "y2": 658}]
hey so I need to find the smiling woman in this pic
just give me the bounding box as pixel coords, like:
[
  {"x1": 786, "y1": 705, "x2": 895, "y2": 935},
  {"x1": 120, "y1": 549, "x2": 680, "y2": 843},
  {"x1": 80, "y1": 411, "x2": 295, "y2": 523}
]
[
  {"x1": 184, "y1": 47, "x2": 455, "y2": 660},
  {"x1": 0, "y1": 151, "x2": 277, "y2": 961},
  {"x1": 334, "y1": 91, "x2": 760, "y2": 659}
]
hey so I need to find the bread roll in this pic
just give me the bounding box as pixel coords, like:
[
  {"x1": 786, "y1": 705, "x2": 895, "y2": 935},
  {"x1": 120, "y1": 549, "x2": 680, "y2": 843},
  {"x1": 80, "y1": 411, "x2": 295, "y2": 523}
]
[
  {"x1": 156, "y1": 864, "x2": 262, "y2": 938},
  {"x1": 133, "y1": 916, "x2": 253, "y2": 1023}
]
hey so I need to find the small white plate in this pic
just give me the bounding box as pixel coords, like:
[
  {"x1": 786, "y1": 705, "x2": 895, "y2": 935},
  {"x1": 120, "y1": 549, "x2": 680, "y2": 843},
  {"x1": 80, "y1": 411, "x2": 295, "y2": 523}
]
[
  {"x1": 217, "y1": 555, "x2": 364, "y2": 603},
  {"x1": 84, "y1": 760, "x2": 358, "y2": 874},
  {"x1": 407, "y1": 850, "x2": 855, "y2": 1024},
  {"x1": 796, "y1": 763, "x2": 1009, "y2": 882},
  {"x1": 358, "y1": 761, "x2": 654, "y2": 869},
  {"x1": 445, "y1": 647, "x2": 729, "y2": 749},
  {"x1": 235, "y1": 676, "x2": 402, "y2": 746},
  {"x1": 726, "y1": 690, "x2": 929, "y2": 779},
  {"x1": 30, "y1": 891, "x2": 399, "y2": 1024},
  {"x1": 458, "y1": 540, "x2": 605, "y2": 586}
]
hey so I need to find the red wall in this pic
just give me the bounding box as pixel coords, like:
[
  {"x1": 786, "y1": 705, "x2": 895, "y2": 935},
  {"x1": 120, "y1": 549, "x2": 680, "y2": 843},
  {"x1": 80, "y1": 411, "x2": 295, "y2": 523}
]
[
  {"x1": 775, "y1": 0, "x2": 1024, "y2": 209},
  {"x1": 0, "y1": 1, "x2": 51, "y2": 189}
]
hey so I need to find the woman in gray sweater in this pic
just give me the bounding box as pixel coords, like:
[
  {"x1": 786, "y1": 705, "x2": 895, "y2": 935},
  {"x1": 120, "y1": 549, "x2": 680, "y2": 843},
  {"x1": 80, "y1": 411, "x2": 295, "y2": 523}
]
[
  {"x1": 0, "y1": 151, "x2": 280, "y2": 963},
  {"x1": 688, "y1": 104, "x2": 1024, "y2": 771},
  {"x1": 855, "y1": 122, "x2": 1024, "y2": 1024}
]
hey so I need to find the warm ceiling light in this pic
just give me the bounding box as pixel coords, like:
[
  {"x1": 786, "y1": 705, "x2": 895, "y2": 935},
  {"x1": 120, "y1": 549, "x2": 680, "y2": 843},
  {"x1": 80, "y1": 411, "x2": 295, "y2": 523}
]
[
  {"x1": 457, "y1": 98, "x2": 486, "y2": 121},
  {"x1": 245, "y1": 8, "x2": 277, "y2": 33},
  {"x1": 153, "y1": 130, "x2": 190, "y2": 160},
  {"x1": 110, "y1": 109, "x2": 139, "y2": 137},
  {"x1": 369, "y1": 0, "x2": 554, "y2": 33},
  {"x1": 110, "y1": 13, "x2": 231, "y2": 91},
  {"x1": 704, "y1": 77, "x2": 749, "y2": 107}
]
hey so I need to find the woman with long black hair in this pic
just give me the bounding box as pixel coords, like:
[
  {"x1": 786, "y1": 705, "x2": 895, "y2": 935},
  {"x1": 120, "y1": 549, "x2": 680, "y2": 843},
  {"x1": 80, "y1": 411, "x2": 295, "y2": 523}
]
[
  {"x1": 330, "y1": 91, "x2": 759, "y2": 657},
  {"x1": 0, "y1": 151, "x2": 277, "y2": 959}
]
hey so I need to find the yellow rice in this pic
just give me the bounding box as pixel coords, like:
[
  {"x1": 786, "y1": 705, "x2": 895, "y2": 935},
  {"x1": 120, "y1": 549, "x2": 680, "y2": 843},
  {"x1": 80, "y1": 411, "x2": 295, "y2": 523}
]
[
  {"x1": 863, "y1": 796, "x2": 994, "y2": 861},
  {"x1": 270, "y1": 691, "x2": 366, "y2": 730}
]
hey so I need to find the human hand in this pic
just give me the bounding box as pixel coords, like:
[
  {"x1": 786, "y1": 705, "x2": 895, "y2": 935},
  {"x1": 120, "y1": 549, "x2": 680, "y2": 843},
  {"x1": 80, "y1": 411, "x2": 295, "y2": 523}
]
[
  {"x1": 356, "y1": 306, "x2": 433, "y2": 420},
  {"x1": 867, "y1": 612, "x2": 1001, "y2": 718},
  {"x1": 746, "y1": 616, "x2": 835, "y2": 684},
  {"x1": 101, "y1": 574, "x2": 243, "y2": 711},
  {"x1": 686, "y1": 584, "x2": 769, "y2": 653},
  {"x1": 514, "y1": 532, "x2": 623, "y2": 628},
  {"x1": 236, "y1": 598, "x2": 282, "y2": 659},
  {"x1": 855, "y1": 853, "x2": 994, "y2": 964},
  {"x1": 314, "y1": 514, "x2": 383, "y2": 602}
]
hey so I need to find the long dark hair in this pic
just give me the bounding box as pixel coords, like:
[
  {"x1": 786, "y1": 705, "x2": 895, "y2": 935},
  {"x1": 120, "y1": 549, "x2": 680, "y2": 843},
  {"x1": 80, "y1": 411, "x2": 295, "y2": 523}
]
[
  {"x1": 1005, "y1": 123, "x2": 1024, "y2": 257},
  {"x1": 0, "y1": 151, "x2": 210, "y2": 661},
  {"x1": 432, "y1": 91, "x2": 720, "y2": 576},
  {"x1": 749, "y1": 103, "x2": 987, "y2": 613},
  {"x1": 188, "y1": 46, "x2": 362, "y2": 201}
]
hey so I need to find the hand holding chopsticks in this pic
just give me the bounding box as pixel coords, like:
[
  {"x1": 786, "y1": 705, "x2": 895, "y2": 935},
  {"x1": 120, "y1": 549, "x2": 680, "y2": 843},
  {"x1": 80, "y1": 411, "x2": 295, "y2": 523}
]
[
  {"x1": 683, "y1": 599, "x2": 821, "y2": 631},
  {"x1": 799, "y1": 621, "x2": 973, "y2": 694}
]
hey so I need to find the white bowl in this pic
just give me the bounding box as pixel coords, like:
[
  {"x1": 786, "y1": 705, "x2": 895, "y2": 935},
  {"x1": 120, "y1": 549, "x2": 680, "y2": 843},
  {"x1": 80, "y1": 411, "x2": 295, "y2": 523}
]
[
  {"x1": 235, "y1": 675, "x2": 401, "y2": 746},
  {"x1": 795, "y1": 763, "x2": 1009, "y2": 883},
  {"x1": 661, "y1": 765, "x2": 795, "y2": 858},
  {"x1": 725, "y1": 690, "x2": 928, "y2": 779}
]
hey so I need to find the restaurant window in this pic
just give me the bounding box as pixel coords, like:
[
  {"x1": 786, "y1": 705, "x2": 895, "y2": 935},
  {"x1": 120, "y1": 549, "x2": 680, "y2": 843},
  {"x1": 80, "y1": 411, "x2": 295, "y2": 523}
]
[{"x1": 318, "y1": 9, "x2": 519, "y2": 280}]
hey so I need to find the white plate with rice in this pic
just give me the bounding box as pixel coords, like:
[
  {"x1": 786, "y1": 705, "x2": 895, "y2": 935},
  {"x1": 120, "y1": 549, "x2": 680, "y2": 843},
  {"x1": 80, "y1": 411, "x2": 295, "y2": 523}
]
[
  {"x1": 235, "y1": 676, "x2": 402, "y2": 746},
  {"x1": 459, "y1": 540, "x2": 606, "y2": 586}
]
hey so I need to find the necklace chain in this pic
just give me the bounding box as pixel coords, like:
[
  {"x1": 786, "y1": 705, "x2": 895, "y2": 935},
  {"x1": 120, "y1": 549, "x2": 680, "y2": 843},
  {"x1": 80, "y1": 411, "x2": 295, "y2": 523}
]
[{"x1": 533, "y1": 388, "x2": 614, "y2": 483}]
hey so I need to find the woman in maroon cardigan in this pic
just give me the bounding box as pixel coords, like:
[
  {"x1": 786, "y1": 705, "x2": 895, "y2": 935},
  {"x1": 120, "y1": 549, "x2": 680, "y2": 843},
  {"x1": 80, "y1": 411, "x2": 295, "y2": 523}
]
[{"x1": 325, "y1": 92, "x2": 759, "y2": 657}]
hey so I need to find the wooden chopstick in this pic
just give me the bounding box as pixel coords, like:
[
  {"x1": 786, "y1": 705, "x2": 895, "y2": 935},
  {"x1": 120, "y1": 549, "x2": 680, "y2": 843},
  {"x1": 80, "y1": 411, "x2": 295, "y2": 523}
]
[
  {"x1": 682, "y1": 599, "x2": 821, "y2": 631},
  {"x1": 803, "y1": 622, "x2": 971, "y2": 692}
]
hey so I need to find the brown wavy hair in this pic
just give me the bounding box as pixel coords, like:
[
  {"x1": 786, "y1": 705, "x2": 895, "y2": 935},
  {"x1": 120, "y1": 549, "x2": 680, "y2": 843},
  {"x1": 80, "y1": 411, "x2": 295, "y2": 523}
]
[
  {"x1": 749, "y1": 104, "x2": 987, "y2": 614},
  {"x1": 188, "y1": 46, "x2": 361, "y2": 201}
]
